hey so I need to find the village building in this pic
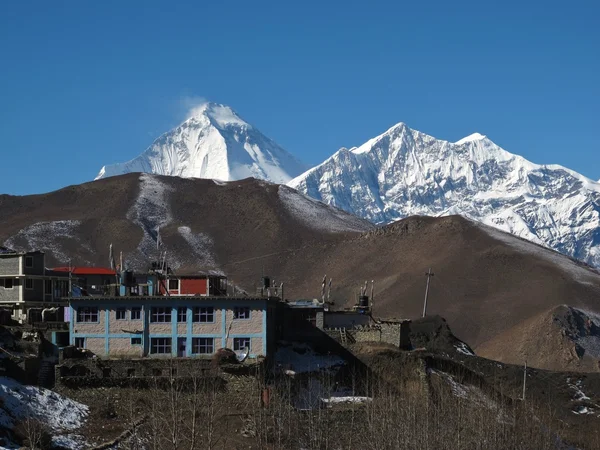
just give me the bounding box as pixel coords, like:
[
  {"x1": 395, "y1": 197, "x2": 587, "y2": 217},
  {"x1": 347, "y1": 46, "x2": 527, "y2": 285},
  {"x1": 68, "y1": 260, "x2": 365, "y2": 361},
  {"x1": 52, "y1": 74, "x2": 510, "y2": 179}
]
[
  {"x1": 68, "y1": 294, "x2": 280, "y2": 359},
  {"x1": 0, "y1": 248, "x2": 70, "y2": 323}
]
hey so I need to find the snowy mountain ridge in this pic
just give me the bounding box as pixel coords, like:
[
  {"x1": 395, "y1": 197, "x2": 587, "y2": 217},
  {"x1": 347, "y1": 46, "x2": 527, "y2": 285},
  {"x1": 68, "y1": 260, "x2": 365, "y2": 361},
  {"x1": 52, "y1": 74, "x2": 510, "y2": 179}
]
[
  {"x1": 289, "y1": 122, "x2": 600, "y2": 268},
  {"x1": 96, "y1": 103, "x2": 306, "y2": 184}
]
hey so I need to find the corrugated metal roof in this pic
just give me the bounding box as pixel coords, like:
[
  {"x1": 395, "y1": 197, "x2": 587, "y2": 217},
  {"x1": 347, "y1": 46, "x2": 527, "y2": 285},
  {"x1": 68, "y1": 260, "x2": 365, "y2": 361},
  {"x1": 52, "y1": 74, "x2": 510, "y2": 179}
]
[{"x1": 52, "y1": 267, "x2": 116, "y2": 275}]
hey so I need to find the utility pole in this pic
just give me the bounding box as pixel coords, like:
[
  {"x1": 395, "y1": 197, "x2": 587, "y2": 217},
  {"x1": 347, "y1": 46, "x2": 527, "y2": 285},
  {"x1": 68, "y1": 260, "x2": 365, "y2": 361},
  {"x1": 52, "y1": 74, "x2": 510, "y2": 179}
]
[
  {"x1": 422, "y1": 268, "x2": 434, "y2": 318},
  {"x1": 522, "y1": 359, "x2": 527, "y2": 401}
]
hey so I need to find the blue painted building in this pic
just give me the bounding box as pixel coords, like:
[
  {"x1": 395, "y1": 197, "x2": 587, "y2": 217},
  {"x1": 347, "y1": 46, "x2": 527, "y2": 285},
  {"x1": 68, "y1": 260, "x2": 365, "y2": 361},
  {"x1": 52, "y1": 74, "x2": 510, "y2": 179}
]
[{"x1": 68, "y1": 296, "x2": 280, "y2": 359}]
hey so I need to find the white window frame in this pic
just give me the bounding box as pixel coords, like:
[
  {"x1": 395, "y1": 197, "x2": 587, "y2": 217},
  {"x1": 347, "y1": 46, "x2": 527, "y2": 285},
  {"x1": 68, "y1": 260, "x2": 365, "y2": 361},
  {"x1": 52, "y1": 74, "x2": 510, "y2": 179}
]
[
  {"x1": 193, "y1": 306, "x2": 214, "y2": 323},
  {"x1": 191, "y1": 337, "x2": 214, "y2": 354},
  {"x1": 25, "y1": 278, "x2": 34, "y2": 290},
  {"x1": 150, "y1": 337, "x2": 172, "y2": 354},
  {"x1": 177, "y1": 307, "x2": 187, "y2": 323},
  {"x1": 131, "y1": 307, "x2": 142, "y2": 320},
  {"x1": 25, "y1": 256, "x2": 33, "y2": 268},
  {"x1": 234, "y1": 306, "x2": 251, "y2": 320},
  {"x1": 233, "y1": 337, "x2": 251, "y2": 352},
  {"x1": 168, "y1": 279, "x2": 179, "y2": 291},
  {"x1": 150, "y1": 307, "x2": 171, "y2": 323},
  {"x1": 116, "y1": 308, "x2": 127, "y2": 320},
  {"x1": 77, "y1": 307, "x2": 99, "y2": 323}
]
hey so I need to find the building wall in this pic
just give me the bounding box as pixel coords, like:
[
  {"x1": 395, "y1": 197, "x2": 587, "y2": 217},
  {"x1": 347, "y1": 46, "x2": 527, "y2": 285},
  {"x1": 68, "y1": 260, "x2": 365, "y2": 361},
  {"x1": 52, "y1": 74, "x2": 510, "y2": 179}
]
[
  {"x1": 109, "y1": 337, "x2": 144, "y2": 357},
  {"x1": 180, "y1": 279, "x2": 207, "y2": 295},
  {"x1": 22, "y1": 278, "x2": 44, "y2": 302},
  {"x1": 0, "y1": 279, "x2": 19, "y2": 303},
  {"x1": 21, "y1": 253, "x2": 45, "y2": 276},
  {"x1": 0, "y1": 256, "x2": 20, "y2": 275},
  {"x1": 70, "y1": 298, "x2": 270, "y2": 359},
  {"x1": 324, "y1": 311, "x2": 370, "y2": 329}
]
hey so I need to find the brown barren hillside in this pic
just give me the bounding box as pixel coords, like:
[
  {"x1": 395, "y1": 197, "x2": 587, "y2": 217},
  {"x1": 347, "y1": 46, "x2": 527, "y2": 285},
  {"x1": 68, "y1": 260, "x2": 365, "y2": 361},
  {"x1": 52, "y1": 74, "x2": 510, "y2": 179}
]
[{"x1": 2, "y1": 174, "x2": 600, "y2": 371}]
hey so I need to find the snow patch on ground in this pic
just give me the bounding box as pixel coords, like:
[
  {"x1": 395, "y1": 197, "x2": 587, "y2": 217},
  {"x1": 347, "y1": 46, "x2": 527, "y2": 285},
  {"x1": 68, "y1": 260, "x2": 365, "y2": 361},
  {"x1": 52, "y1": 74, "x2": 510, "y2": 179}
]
[
  {"x1": 177, "y1": 226, "x2": 218, "y2": 269},
  {"x1": 278, "y1": 186, "x2": 373, "y2": 233},
  {"x1": 322, "y1": 396, "x2": 372, "y2": 404},
  {"x1": 567, "y1": 378, "x2": 591, "y2": 401},
  {"x1": 126, "y1": 174, "x2": 173, "y2": 267},
  {"x1": 3, "y1": 220, "x2": 90, "y2": 264},
  {"x1": 274, "y1": 342, "x2": 346, "y2": 374},
  {"x1": 455, "y1": 342, "x2": 475, "y2": 356},
  {"x1": 0, "y1": 376, "x2": 88, "y2": 432}
]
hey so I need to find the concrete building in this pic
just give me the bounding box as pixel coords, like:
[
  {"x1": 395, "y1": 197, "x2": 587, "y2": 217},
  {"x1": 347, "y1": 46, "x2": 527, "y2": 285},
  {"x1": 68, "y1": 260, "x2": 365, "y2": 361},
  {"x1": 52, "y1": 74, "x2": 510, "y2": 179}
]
[
  {"x1": 0, "y1": 248, "x2": 70, "y2": 322},
  {"x1": 69, "y1": 295, "x2": 280, "y2": 359}
]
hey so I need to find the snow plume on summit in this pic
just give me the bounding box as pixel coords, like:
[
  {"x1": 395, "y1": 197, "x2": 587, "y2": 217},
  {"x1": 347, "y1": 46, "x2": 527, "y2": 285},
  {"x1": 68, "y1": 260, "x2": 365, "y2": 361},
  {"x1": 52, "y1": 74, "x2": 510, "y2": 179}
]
[
  {"x1": 96, "y1": 103, "x2": 306, "y2": 184},
  {"x1": 289, "y1": 123, "x2": 600, "y2": 269}
]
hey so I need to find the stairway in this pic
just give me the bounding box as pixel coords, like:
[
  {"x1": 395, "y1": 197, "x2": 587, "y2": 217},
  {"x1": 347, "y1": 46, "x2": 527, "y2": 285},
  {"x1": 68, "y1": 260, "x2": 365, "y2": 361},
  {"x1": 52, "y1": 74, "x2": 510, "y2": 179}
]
[{"x1": 340, "y1": 328, "x2": 348, "y2": 346}]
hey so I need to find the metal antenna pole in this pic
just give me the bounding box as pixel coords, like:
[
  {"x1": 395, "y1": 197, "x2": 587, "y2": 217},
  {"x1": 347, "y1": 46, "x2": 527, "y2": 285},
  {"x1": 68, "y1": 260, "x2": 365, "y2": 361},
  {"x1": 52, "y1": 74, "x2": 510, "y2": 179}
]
[{"x1": 422, "y1": 268, "x2": 434, "y2": 318}]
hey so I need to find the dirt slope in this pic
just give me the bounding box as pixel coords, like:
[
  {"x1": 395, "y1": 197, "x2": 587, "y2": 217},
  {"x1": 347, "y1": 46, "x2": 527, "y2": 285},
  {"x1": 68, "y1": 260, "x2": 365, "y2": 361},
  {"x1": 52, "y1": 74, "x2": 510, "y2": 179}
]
[{"x1": 2, "y1": 175, "x2": 600, "y2": 371}]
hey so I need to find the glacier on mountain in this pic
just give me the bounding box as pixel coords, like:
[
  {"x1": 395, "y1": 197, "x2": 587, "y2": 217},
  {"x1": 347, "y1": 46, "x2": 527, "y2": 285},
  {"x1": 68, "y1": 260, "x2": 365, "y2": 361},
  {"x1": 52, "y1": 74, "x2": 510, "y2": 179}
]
[
  {"x1": 289, "y1": 123, "x2": 600, "y2": 268},
  {"x1": 96, "y1": 103, "x2": 305, "y2": 184}
]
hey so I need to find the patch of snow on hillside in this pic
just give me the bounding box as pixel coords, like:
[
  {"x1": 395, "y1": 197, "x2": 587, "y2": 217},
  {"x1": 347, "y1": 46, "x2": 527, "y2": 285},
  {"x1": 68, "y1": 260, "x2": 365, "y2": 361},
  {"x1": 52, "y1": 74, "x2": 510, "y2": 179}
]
[
  {"x1": 0, "y1": 377, "x2": 88, "y2": 431},
  {"x1": 177, "y1": 226, "x2": 218, "y2": 269},
  {"x1": 278, "y1": 186, "x2": 373, "y2": 233},
  {"x1": 3, "y1": 220, "x2": 88, "y2": 263},
  {"x1": 126, "y1": 174, "x2": 173, "y2": 265},
  {"x1": 455, "y1": 342, "x2": 475, "y2": 356},
  {"x1": 274, "y1": 342, "x2": 345, "y2": 374},
  {"x1": 567, "y1": 378, "x2": 591, "y2": 401}
]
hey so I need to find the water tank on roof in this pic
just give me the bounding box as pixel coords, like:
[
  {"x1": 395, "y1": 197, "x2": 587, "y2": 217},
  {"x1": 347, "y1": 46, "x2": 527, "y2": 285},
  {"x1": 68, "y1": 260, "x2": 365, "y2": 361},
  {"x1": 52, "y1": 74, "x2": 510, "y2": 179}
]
[{"x1": 358, "y1": 295, "x2": 369, "y2": 308}]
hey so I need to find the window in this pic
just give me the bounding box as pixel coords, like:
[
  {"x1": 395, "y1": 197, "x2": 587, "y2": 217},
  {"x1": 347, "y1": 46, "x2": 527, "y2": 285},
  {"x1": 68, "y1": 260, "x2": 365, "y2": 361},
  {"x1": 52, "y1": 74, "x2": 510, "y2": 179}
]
[
  {"x1": 177, "y1": 307, "x2": 187, "y2": 323},
  {"x1": 150, "y1": 337, "x2": 171, "y2": 354},
  {"x1": 131, "y1": 337, "x2": 142, "y2": 345},
  {"x1": 25, "y1": 279, "x2": 34, "y2": 290},
  {"x1": 131, "y1": 307, "x2": 141, "y2": 320},
  {"x1": 44, "y1": 280, "x2": 52, "y2": 296},
  {"x1": 192, "y1": 337, "x2": 214, "y2": 354},
  {"x1": 25, "y1": 256, "x2": 33, "y2": 268},
  {"x1": 74, "y1": 337, "x2": 85, "y2": 348},
  {"x1": 234, "y1": 306, "x2": 250, "y2": 319},
  {"x1": 116, "y1": 308, "x2": 127, "y2": 320},
  {"x1": 168, "y1": 279, "x2": 179, "y2": 290},
  {"x1": 233, "y1": 337, "x2": 251, "y2": 351},
  {"x1": 1, "y1": 278, "x2": 14, "y2": 290},
  {"x1": 193, "y1": 307, "x2": 214, "y2": 323},
  {"x1": 150, "y1": 307, "x2": 171, "y2": 323},
  {"x1": 76, "y1": 307, "x2": 99, "y2": 323}
]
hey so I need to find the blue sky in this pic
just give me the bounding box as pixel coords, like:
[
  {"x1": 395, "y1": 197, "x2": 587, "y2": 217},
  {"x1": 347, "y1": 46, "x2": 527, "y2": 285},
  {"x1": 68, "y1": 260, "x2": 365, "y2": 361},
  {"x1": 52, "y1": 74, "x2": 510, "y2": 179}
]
[{"x1": 1, "y1": 0, "x2": 598, "y2": 195}]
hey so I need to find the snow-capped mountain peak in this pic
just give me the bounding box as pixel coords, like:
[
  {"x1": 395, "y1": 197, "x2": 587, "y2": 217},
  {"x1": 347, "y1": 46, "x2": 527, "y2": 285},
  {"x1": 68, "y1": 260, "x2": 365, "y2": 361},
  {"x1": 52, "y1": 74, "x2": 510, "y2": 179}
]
[
  {"x1": 454, "y1": 132, "x2": 487, "y2": 145},
  {"x1": 289, "y1": 121, "x2": 600, "y2": 269},
  {"x1": 187, "y1": 102, "x2": 250, "y2": 129},
  {"x1": 96, "y1": 103, "x2": 305, "y2": 184}
]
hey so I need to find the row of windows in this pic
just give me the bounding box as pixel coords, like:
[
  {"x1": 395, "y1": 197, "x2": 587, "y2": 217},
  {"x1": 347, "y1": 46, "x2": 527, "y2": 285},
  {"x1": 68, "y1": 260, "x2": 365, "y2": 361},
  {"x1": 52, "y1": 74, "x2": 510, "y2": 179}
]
[
  {"x1": 73, "y1": 336, "x2": 251, "y2": 354},
  {"x1": 0, "y1": 278, "x2": 64, "y2": 297},
  {"x1": 76, "y1": 306, "x2": 253, "y2": 323}
]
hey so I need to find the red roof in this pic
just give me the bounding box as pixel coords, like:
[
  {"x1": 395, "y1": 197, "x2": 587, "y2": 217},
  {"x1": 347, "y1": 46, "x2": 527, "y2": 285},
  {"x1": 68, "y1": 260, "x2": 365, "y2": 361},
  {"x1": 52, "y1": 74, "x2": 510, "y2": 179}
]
[{"x1": 52, "y1": 267, "x2": 116, "y2": 276}]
